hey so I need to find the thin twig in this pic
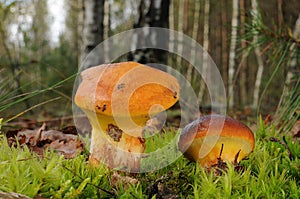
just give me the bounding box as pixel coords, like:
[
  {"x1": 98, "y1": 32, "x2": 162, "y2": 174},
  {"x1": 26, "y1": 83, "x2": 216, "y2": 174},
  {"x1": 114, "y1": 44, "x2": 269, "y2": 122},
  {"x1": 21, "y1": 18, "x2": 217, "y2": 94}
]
[
  {"x1": 60, "y1": 163, "x2": 116, "y2": 197},
  {"x1": 269, "y1": 136, "x2": 292, "y2": 160}
]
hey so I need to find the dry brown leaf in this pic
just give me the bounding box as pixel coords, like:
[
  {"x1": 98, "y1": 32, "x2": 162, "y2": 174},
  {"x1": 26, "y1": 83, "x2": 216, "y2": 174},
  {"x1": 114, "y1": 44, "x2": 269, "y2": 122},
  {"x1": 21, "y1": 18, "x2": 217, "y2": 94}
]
[
  {"x1": 6, "y1": 124, "x2": 85, "y2": 158},
  {"x1": 291, "y1": 120, "x2": 300, "y2": 138}
]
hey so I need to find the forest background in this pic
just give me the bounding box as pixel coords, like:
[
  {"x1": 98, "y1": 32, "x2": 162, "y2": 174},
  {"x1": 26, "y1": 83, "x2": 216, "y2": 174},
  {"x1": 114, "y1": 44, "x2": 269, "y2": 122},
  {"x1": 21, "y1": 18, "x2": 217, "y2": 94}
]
[{"x1": 0, "y1": 0, "x2": 299, "y2": 127}]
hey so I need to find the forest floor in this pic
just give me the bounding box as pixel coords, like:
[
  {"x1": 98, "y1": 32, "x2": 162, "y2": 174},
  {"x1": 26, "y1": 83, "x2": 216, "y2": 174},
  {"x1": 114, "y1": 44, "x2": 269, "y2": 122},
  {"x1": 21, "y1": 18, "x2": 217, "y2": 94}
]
[{"x1": 0, "y1": 112, "x2": 299, "y2": 198}]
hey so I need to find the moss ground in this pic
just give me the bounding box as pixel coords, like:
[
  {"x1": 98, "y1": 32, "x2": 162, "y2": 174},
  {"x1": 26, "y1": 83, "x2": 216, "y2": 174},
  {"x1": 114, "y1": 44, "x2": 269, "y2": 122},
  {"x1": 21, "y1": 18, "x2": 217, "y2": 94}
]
[{"x1": 0, "y1": 119, "x2": 299, "y2": 199}]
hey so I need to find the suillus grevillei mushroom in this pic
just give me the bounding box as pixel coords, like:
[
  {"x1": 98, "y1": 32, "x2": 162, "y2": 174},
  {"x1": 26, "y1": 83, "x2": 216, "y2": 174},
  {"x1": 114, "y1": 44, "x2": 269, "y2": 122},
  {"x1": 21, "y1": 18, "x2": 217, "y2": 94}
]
[
  {"x1": 75, "y1": 62, "x2": 179, "y2": 172},
  {"x1": 178, "y1": 114, "x2": 254, "y2": 168}
]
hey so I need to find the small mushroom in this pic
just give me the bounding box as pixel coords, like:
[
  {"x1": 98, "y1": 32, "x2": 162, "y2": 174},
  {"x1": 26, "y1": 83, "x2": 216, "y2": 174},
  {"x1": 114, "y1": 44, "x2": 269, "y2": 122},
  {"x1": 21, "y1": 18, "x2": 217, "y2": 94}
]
[
  {"x1": 178, "y1": 114, "x2": 254, "y2": 168},
  {"x1": 75, "y1": 62, "x2": 179, "y2": 172}
]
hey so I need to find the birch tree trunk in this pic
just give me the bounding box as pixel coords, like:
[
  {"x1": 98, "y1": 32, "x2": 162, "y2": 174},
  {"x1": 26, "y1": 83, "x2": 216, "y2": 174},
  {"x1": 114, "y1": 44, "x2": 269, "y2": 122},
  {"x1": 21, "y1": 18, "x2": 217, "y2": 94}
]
[
  {"x1": 228, "y1": 0, "x2": 239, "y2": 108},
  {"x1": 175, "y1": 0, "x2": 184, "y2": 67},
  {"x1": 103, "y1": 0, "x2": 110, "y2": 63},
  {"x1": 168, "y1": 0, "x2": 175, "y2": 69},
  {"x1": 186, "y1": 0, "x2": 200, "y2": 83},
  {"x1": 221, "y1": 0, "x2": 228, "y2": 92},
  {"x1": 276, "y1": 13, "x2": 300, "y2": 114},
  {"x1": 79, "y1": 0, "x2": 105, "y2": 68},
  {"x1": 129, "y1": 0, "x2": 170, "y2": 64},
  {"x1": 198, "y1": 0, "x2": 209, "y2": 103},
  {"x1": 252, "y1": 0, "x2": 264, "y2": 109},
  {"x1": 238, "y1": 0, "x2": 247, "y2": 106},
  {"x1": 285, "y1": 14, "x2": 300, "y2": 86},
  {"x1": 65, "y1": 0, "x2": 82, "y2": 67}
]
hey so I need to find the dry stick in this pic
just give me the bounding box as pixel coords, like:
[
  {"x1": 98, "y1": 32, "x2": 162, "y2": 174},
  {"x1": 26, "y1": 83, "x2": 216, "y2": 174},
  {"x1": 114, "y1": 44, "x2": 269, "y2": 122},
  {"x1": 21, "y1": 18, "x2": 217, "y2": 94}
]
[
  {"x1": 219, "y1": 143, "x2": 224, "y2": 158},
  {"x1": 234, "y1": 149, "x2": 241, "y2": 165}
]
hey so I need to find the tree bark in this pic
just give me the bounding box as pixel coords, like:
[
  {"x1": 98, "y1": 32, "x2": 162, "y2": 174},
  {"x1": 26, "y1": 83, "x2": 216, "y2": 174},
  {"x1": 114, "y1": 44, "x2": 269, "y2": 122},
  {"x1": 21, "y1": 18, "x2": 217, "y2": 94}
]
[
  {"x1": 186, "y1": 0, "x2": 200, "y2": 83},
  {"x1": 168, "y1": 0, "x2": 175, "y2": 69},
  {"x1": 252, "y1": 0, "x2": 264, "y2": 109},
  {"x1": 238, "y1": 0, "x2": 247, "y2": 106},
  {"x1": 198, "y1": 0, "x2": 210, "y2": 103},
  {"x1": 221, "y1": 0, "x2": 228, "y2": 94},
  {"x1": 80, "y1": 0, "x2": 105, "y2": 69},
  {"x1": 175, "y1": 0, "x2": 184, "y2": 68},
  {"x1": 276, "y1": 13, "x2": 300, "y2": 116},
  {"x1": 128, "y1": 0, "x2": 170, "y2": 64},
  {"x1": 228, "y1": 0, "x2": 239, "y2": 108},
  {"x1": 103, "y1": 0, "x2": 110, "y2": 63}
]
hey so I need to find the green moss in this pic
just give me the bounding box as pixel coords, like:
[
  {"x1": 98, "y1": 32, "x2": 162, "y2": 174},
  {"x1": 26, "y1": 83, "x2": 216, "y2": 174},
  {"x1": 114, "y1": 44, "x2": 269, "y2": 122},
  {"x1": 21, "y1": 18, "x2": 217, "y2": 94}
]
[{"x1": 0, "y1": 121, "x2": 299, "y2": 198}]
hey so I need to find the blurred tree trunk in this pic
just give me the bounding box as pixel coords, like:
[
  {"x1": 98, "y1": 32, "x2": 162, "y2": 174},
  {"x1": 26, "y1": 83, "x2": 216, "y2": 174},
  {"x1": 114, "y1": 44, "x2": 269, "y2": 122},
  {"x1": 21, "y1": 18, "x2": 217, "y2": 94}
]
[
  {"x1": 65, "y1": 0, "x2": 82, "y2": 67},
  {"x1": 186, "y1": 0, "x2": 200, "y2": 83},
  {"x1": 198, "y1": 0, "x2": 210, "y2": 103},
  {"x1": 251, "y1": 0, "x2": 264, "y2": 109},
  {"x1": 175, "y1": 0, "x2": 184, "y2": 68},
  {"x1": 168, "y1": 0, "x2": 175, "y2": 68},
  {"x1": 128, "y1": 0, "x2": 170, "y2": 64},
  {"x1": 238, "y1": 0, "x2": 247, "y2": 106},
  {"x1": 278, "y1": 14, "x2": 300, "y2": 109},
  {"x1": 103, "y1": 0, "x2": 110, "y2": 63},
  {"x1": 228, "y1": 0, "x2": 238, "y2": 108},
  {"x1": 285, "y1": 14, "x2": 300, "y2": 87},
  {"x1": 79, "y1": 0, "x2": 105, "y2": 68},
  {"x1": 220, "y1": 0, "x2": 228, "y2": 96}
]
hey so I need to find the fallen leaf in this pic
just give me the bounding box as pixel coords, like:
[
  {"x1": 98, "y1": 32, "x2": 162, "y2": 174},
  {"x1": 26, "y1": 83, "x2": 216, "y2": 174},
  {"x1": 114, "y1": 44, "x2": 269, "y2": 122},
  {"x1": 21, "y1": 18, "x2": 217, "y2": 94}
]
[
  {"x1": 291, "y1": 120, "x2": 300, "y2": 138},
  {"x1": 0, "y1": 191, "x2": 31, "y2": 199},
  {"x1": 5, "y1": 124, "x2": 85, "y2": 159}
]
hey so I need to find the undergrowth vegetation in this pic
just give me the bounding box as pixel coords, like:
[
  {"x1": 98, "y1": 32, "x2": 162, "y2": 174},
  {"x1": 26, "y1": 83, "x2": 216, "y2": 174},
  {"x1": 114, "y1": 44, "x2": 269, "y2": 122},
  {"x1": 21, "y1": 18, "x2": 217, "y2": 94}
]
[{"x1": 0, "y1": 120, "x2": 299, "y2": 198}]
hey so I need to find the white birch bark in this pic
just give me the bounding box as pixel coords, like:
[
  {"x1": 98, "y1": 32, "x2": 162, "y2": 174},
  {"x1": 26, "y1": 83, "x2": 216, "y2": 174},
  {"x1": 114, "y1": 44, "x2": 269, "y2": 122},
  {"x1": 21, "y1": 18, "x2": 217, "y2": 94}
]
[
  {"x1": 228, "y1": 0, "x2": 239, "y2": 108},
  {"x1": 176, "y1": 0, "x2": 184, "y2": 66},
  {"x1": 277, "y1": 13, "x2": 300, "y2": 114},
  {"x1": 286, "y1": 14, "x2": 300, "y2": 86},
  {"x1": 77, "y1": 0, "x2": 84, "y2": 67},
  {"x1": 252, "y1": 0, "x2": 264, "y2": 109},
  {"x1": 198, "y1": 0, "x2": 210, "y2": 102},
  {"x1": 168, "y1": 0, "x2": 174, "y2": 72},
  {"x1": 239, "y1": 0, "x2": 247, "y2": 106},
  {"x1": 79, "y1": 0, "x2": 105, "y2": 69},
  {"x1": 103, "y1": 0, "x2": 110, "y2": 63},
  {"x1": 186, "y1": 0, "x2": 200, "y2": 83}
]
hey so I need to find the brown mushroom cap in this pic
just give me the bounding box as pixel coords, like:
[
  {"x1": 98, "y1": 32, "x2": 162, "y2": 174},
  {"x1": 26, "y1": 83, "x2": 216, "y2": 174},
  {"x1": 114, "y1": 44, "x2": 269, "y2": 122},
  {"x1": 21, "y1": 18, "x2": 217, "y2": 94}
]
[
  {"x1": 178, "y1": 114, "x2": 255, "y2": 167},
  {"x1": 75, "y1": 62, "x2": 179, "y2": 117}
]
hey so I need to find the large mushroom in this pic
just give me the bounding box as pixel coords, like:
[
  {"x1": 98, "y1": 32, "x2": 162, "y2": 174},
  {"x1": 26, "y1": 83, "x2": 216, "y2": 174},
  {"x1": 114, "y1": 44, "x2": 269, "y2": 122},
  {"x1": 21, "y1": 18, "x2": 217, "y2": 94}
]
[
  {"x1": 75, "y1": 62, "x2": 179, "y2": 172},
  {"x1": 178, "y1": 114, "x2": 254, "y2": 168}
]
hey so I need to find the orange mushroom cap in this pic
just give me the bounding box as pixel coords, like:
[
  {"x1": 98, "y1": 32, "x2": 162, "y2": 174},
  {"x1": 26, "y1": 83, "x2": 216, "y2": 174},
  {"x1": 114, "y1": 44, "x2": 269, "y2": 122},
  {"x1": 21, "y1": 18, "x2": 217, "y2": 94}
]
[
  {"x1": 75, "y1": 62, "x2": 179, "y2": 117},
  {"x1": 74, "y1": 62, "x2": 180, "y2": 172},
  {"x1": 178, "y1": 114, "x2": 255, "y2": 167}
]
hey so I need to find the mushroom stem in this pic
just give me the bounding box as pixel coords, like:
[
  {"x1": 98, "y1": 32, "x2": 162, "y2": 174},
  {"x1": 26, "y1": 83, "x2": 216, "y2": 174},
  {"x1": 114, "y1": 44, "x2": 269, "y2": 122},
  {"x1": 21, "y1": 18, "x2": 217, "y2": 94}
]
[{"x1": 85, "y1": 110, "x2": 148, "y2": 172}]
